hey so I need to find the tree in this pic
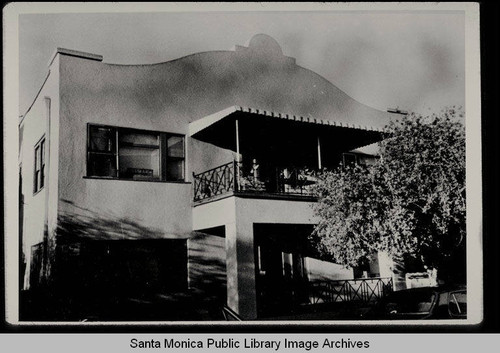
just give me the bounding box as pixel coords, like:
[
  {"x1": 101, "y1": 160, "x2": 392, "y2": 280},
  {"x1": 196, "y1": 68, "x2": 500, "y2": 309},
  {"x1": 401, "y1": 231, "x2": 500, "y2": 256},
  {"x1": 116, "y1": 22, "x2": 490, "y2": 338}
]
[{"x1": 312, "y1": 107, "x2": 466, "y2": 282}]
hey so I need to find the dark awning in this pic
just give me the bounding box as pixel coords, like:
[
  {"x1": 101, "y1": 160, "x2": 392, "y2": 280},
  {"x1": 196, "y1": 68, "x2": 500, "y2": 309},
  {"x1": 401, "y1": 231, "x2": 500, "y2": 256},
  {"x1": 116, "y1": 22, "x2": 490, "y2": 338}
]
[{"x1": 189, "y1": 106, "x2": 385, "y2": 167}]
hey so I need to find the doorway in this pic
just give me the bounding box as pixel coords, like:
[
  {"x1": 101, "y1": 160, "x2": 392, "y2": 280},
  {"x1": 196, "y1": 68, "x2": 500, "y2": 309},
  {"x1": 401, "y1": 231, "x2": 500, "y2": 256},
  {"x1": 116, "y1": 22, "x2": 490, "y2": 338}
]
[{"x1": 253, "y1": 224, "x2": 313, "y2": 317}]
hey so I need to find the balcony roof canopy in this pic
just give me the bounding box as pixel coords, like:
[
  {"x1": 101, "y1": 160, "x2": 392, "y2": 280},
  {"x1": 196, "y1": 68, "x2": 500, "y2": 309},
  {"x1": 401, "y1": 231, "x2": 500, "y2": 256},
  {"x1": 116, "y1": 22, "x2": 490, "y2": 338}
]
[{"x1": 190, "y1": 106, "x2": 385, "y2": 167}]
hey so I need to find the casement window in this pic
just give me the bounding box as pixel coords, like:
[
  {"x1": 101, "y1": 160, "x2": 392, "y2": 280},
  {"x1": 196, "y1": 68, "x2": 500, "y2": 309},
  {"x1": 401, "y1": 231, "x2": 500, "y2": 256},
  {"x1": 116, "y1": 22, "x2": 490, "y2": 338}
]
[
  {"x1": 87, "y1": 124, "x2": 185, "y2": 181},
  {"x1": 33, "y1": 137, "x2": 46, "y2": 193}
]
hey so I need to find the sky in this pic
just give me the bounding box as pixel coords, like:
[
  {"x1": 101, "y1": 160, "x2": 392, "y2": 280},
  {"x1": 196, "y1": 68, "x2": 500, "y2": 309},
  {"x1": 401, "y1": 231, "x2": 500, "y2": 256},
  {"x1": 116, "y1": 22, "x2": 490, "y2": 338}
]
[{"x1": 18, "y1": 6, "x2": 465, "y2": 117}]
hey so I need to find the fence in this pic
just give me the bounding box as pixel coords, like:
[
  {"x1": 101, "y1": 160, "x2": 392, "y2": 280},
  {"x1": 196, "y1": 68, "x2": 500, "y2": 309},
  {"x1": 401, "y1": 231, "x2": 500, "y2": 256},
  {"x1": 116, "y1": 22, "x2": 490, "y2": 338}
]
[{"x1": 307, "y1": 277, "x2": 393, "y2": 304}]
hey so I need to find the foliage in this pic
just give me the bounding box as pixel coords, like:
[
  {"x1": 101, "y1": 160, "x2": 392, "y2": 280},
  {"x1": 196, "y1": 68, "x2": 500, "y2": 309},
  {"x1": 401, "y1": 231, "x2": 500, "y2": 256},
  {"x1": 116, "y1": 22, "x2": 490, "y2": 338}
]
[{"x1": 312, "y1": 107, "x2": 466, "y2": 275}]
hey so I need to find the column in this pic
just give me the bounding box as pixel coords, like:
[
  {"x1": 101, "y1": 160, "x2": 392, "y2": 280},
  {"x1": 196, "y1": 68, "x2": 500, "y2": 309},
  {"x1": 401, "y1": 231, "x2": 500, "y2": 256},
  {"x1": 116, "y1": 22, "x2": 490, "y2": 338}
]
[{"x1": 225, "y1": 216, "x2": 258, "y2": 319}]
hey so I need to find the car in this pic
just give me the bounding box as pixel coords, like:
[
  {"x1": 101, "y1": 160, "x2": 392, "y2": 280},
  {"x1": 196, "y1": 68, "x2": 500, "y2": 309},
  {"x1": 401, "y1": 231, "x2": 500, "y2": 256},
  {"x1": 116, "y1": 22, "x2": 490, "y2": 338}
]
[{"x1": 362, "y1": 285, "x2": 467, "y2": 320}]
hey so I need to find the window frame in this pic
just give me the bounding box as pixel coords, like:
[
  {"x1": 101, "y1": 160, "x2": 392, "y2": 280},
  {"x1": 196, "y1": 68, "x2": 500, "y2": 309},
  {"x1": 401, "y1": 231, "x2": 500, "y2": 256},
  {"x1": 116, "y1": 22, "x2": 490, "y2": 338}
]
[
  {"x1": 33, "y1": 136, "x2": 46, "y2": 194},
  {"x1": 342, "y1": 152, "x2": 358, "y2": 168},
  {"x1": 86, "y1": 123, "x2": 186, "y2": 182}
]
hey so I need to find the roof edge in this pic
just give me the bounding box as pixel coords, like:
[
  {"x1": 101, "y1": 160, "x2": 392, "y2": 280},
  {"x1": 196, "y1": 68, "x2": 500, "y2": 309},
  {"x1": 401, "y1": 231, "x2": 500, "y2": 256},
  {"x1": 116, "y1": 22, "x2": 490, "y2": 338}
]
[
  {"x1": 189, "y1": 105, "x2": 386, "y2": 137},
  {"x1": 48, "y1": 48, "x2": 103, "y2": 67}
]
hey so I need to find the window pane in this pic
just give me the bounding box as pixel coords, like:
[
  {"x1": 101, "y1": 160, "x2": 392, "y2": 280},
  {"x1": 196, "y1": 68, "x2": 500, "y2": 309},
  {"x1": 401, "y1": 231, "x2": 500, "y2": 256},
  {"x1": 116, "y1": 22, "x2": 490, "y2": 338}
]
[
  {"x1": 40, "y1": 140, "x2": 45, "y2": 165},
  {"x1": 88, "y1": 153, "x2": 117, "y2": 177},
  {"x1": 40, "y1": 165, "x2": 45, "y2": 188},
  {"x1": 34, "y1": 171, "x2": 39, "y2": 192},
  {"x1": 167, "y1": 136, "x2": 184, "y2": 158},
  {"x1": 90, "y1": 126, "x2": 115, "y2": 152},
  {"x1": 119, "y1": 147, "x2": 160, "y2": 179},
  {"x1": 35, "y1": 146, "x2": 40, "y2": 170},
  {"x1": 120, "y1": 131, "x2": 159, "y2": 146},
  {"x1": 166, "y1": 160, "x2": 184, "y2": 181}
]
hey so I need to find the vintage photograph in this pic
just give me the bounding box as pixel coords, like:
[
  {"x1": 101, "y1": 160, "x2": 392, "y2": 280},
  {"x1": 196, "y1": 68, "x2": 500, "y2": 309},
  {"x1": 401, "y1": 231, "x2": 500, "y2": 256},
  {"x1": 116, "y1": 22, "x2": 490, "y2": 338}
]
[{"x1": 8, "y1": 3, "x2": 480, "y2": 324}]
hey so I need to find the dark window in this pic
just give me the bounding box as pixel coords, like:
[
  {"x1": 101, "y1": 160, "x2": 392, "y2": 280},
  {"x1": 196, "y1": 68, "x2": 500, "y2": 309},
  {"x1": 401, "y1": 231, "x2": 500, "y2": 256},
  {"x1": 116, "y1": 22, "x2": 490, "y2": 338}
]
[
  {"x1": 88, "y1": 126, "x2": 117, "y2": 177},
  {"x1": 33, "y1": 137, "x2": 46, "y2": 193},
  {"x1": 165, "y1": 135, "x2": 185, "y2": 181},
  {"x1": 342, "y1": 153, "x2": 357, "y2": 167},
  {"x1": 87, "y1": 124, "x2": 184, "y2": 181}
]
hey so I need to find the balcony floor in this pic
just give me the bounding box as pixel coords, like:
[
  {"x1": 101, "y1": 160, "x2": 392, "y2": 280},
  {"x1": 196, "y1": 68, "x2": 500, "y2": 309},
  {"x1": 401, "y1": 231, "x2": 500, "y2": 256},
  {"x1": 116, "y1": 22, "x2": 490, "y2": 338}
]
[{"x1": 192, "y1": 190, "x2": 317, "y2": 207}]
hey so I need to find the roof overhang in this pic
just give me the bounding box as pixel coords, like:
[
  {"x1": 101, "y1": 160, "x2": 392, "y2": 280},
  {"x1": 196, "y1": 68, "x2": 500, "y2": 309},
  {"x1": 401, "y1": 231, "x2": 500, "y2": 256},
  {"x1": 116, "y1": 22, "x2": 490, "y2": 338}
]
[
  {"x1": 190, "y1": 106, "x2": 384, "y2": 137},
  {"x1": 189, "y1": 106, "x2": 386, "y2": 164}
]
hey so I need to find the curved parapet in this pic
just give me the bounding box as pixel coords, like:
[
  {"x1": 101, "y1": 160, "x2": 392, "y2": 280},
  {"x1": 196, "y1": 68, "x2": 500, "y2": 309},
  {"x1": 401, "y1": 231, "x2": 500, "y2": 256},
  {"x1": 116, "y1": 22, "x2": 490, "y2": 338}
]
[{"x1": 55, "y1": 34, "x2": 394, "y2": 131}]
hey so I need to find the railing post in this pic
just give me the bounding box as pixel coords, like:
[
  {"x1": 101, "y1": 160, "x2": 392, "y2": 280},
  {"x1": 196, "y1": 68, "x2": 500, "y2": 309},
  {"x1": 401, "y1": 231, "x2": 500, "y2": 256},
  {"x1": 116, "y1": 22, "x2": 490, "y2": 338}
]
[
  {"x1": 233, "y1": 160, "x2": 239, "y2": 192},
  {"x1": 192, "y1": 172, "x2": 198, "y2": 201}
]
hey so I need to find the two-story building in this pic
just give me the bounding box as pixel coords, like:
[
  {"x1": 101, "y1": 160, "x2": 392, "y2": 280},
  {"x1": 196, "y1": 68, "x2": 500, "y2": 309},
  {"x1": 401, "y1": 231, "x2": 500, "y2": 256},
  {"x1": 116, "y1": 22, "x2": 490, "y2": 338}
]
[{"x1": 19, "y1": 34, "x2": 398, "y2": 320}]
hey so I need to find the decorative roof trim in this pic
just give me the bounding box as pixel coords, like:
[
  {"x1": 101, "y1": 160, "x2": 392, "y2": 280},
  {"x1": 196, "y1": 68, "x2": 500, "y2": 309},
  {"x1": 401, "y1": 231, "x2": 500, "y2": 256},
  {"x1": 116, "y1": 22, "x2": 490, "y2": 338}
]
[{"x1": 189, "y1": 105, "x2": 385, "y2": 137}]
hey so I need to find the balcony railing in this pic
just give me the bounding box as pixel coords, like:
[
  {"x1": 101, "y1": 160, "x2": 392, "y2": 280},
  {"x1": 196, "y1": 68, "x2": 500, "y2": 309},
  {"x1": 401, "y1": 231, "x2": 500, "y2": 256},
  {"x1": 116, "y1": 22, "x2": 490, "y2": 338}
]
[
  {"x1": 193, "y1": 161, "x2": 318, "y2": 202},
  {"x1": 193, "y1": 161, "x2": 236, "y2": 201}
]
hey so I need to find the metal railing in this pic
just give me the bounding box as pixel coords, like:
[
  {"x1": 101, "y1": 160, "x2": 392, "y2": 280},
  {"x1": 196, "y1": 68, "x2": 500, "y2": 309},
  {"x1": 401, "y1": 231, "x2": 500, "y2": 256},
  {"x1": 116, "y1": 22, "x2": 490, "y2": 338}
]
[
  {"x1": 193, "y1": 161, "x2": 236, "y2": 202},
  {"x1": 222, "y1": 305, "x2": 243, "y2": 321},
  {"x1": 193, "y1": 161, "x2": 318, "y2": 202},
  {"x1": 307, "y1": 277, "x2": 393, "y2": 304}
]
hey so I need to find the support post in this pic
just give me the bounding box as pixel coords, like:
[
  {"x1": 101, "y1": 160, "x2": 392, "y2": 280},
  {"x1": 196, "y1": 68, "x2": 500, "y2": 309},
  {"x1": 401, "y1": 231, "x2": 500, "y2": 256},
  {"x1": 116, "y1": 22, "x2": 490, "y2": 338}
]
[
  {"x1": 235, "y1": 119, "x2": 241, "y2": 190},
  {"x1": 317, "y1": 135, "x2": 322, "y2": 170},
  {"x1": 235, "y1": 119, "x2": 240, "y2": 159}
]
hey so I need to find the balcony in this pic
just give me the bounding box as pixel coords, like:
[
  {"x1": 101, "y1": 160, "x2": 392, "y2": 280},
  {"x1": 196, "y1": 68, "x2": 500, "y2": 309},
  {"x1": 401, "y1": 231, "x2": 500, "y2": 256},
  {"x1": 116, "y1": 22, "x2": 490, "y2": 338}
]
[{"x1": 193, "y1": 161, "x2": 318, "y2": 203}]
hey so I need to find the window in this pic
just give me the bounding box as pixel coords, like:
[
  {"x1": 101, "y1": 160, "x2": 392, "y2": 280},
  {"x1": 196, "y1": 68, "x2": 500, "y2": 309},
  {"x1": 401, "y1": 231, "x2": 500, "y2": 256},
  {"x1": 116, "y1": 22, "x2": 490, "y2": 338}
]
[
  {"x1": 33, "y1": 137, "x2": 45, "y2": 193},
  {"x1": 87, "y1": 124, "x2": 185, "y2": 181},
  {"x1": 342, "y1": 153, "x2": 357, "y2": 167}
]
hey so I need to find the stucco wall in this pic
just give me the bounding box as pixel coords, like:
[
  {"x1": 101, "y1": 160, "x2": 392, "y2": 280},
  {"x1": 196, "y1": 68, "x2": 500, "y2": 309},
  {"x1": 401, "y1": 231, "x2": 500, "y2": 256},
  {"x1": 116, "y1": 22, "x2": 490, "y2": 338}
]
[
  {"x1": 57, "y1": 54, "x2": 193, "y2": 240},
  {"x1": 190, "y1": 139, "x2": 236, "y2": 177},
  {"x1": 305, "y1": 257, "x2": 353, "y2": 281},
  {"x1": 187, "y1": 233, "x2": 226, "y2": 316},
  {"x1": 192, "y1": 196, "x2": 318, "y2": 319},
  {"x1": 54, "y1": 33, "x2": 393, "y2": 240},
  {"x1": 234, "y1": 197, "x2": 317, "y2": 225},
  {"x1": 192, "y1": 197, "x2": 236, "y2": 231},
  {"x1": 20, "y1": 56, "x2": 60, "y2": 289}
]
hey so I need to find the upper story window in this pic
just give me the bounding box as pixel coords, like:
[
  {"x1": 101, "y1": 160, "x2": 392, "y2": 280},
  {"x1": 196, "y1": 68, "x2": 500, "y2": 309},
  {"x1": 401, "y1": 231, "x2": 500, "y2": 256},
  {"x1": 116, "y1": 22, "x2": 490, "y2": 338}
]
[
  {"x1": 34, "y1": 137, "x2": 46, "y2": 193},
  {"x1": 87, "y1": 124, "x2": 185, "y2": 182}
]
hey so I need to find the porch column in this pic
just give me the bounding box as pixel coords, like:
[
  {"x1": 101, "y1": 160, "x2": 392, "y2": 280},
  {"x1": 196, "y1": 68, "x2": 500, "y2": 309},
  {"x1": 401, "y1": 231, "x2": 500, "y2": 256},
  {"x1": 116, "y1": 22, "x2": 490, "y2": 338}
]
[
  {"x1": 225, "y1": 222, "x2": 239, "y2": 312},
  {"x1": 317, "y1": 135, "x2": 322, "y2": 170},
  {"x1": 235, "y1": 119, "x2": 240, "y2": 160},
  {"x1": 225, "y1": 217, "x2": 257, "y2": 319},
  {"x1": 235, "y1": 119, "x2": 241, "y2": 190}
]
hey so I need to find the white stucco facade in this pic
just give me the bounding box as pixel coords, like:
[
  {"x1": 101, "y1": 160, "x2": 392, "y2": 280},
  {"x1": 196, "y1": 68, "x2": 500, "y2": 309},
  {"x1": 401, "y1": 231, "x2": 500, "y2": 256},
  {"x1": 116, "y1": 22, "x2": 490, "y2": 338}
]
[{"x1": 19, "y1": 35, "x2": 395, "y2": 320}]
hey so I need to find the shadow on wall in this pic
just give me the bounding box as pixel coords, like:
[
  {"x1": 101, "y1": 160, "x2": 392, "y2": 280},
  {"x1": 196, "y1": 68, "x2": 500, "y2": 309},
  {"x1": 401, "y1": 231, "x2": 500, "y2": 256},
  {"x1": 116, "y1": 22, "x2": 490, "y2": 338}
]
[
  {"x1": 20, "y1": 200, "x2": 227, "y2": 321},
  {"x1": 188, "y1": 233, "x2": 227, "y2": 319},
  {"x1": 57, "y1": 199, "x2": 183, "y2": 242}
]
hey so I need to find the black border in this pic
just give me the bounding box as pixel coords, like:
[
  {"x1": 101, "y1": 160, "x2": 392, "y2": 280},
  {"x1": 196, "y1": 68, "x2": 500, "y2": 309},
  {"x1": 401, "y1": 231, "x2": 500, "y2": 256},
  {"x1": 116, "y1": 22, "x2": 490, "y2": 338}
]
[{"x1": 2, "y1": 1, "x2": 499, "y2": 334}]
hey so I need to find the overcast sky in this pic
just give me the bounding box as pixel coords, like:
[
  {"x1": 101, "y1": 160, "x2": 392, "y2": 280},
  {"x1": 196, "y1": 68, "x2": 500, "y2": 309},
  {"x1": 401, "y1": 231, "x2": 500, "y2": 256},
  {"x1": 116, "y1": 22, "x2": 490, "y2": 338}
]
[{"x1": 19, "y1": 7, "x2": 465, "y2": 116}]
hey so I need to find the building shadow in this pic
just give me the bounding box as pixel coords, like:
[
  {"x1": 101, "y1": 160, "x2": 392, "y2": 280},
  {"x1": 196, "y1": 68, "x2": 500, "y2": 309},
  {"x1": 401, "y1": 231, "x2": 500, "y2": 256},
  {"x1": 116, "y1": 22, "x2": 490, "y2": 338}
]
[{"x1": 20, "y1": 202, "x2": 227, "y2": 322}]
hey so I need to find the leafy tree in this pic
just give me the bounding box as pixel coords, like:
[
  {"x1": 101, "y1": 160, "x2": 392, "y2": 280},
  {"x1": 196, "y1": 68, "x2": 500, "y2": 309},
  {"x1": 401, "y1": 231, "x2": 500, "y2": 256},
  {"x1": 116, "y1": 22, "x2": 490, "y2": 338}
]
[{"x1": 312, "y1": 107, "x2": 466, "y2": 282}]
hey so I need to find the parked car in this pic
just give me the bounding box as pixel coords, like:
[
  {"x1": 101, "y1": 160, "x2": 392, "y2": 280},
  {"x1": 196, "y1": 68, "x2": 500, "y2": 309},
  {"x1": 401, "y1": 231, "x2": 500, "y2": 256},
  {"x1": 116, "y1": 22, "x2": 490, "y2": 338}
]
[{"x1": 362, "y1": 285, "x2": 466, "y2": 320}]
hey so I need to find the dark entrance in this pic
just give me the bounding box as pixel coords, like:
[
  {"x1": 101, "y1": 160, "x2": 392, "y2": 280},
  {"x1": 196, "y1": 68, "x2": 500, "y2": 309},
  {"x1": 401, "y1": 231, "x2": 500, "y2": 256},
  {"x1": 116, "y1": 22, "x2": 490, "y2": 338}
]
[{"x1": 254, "y1": 224, "x2": 314, "y2": 317}]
